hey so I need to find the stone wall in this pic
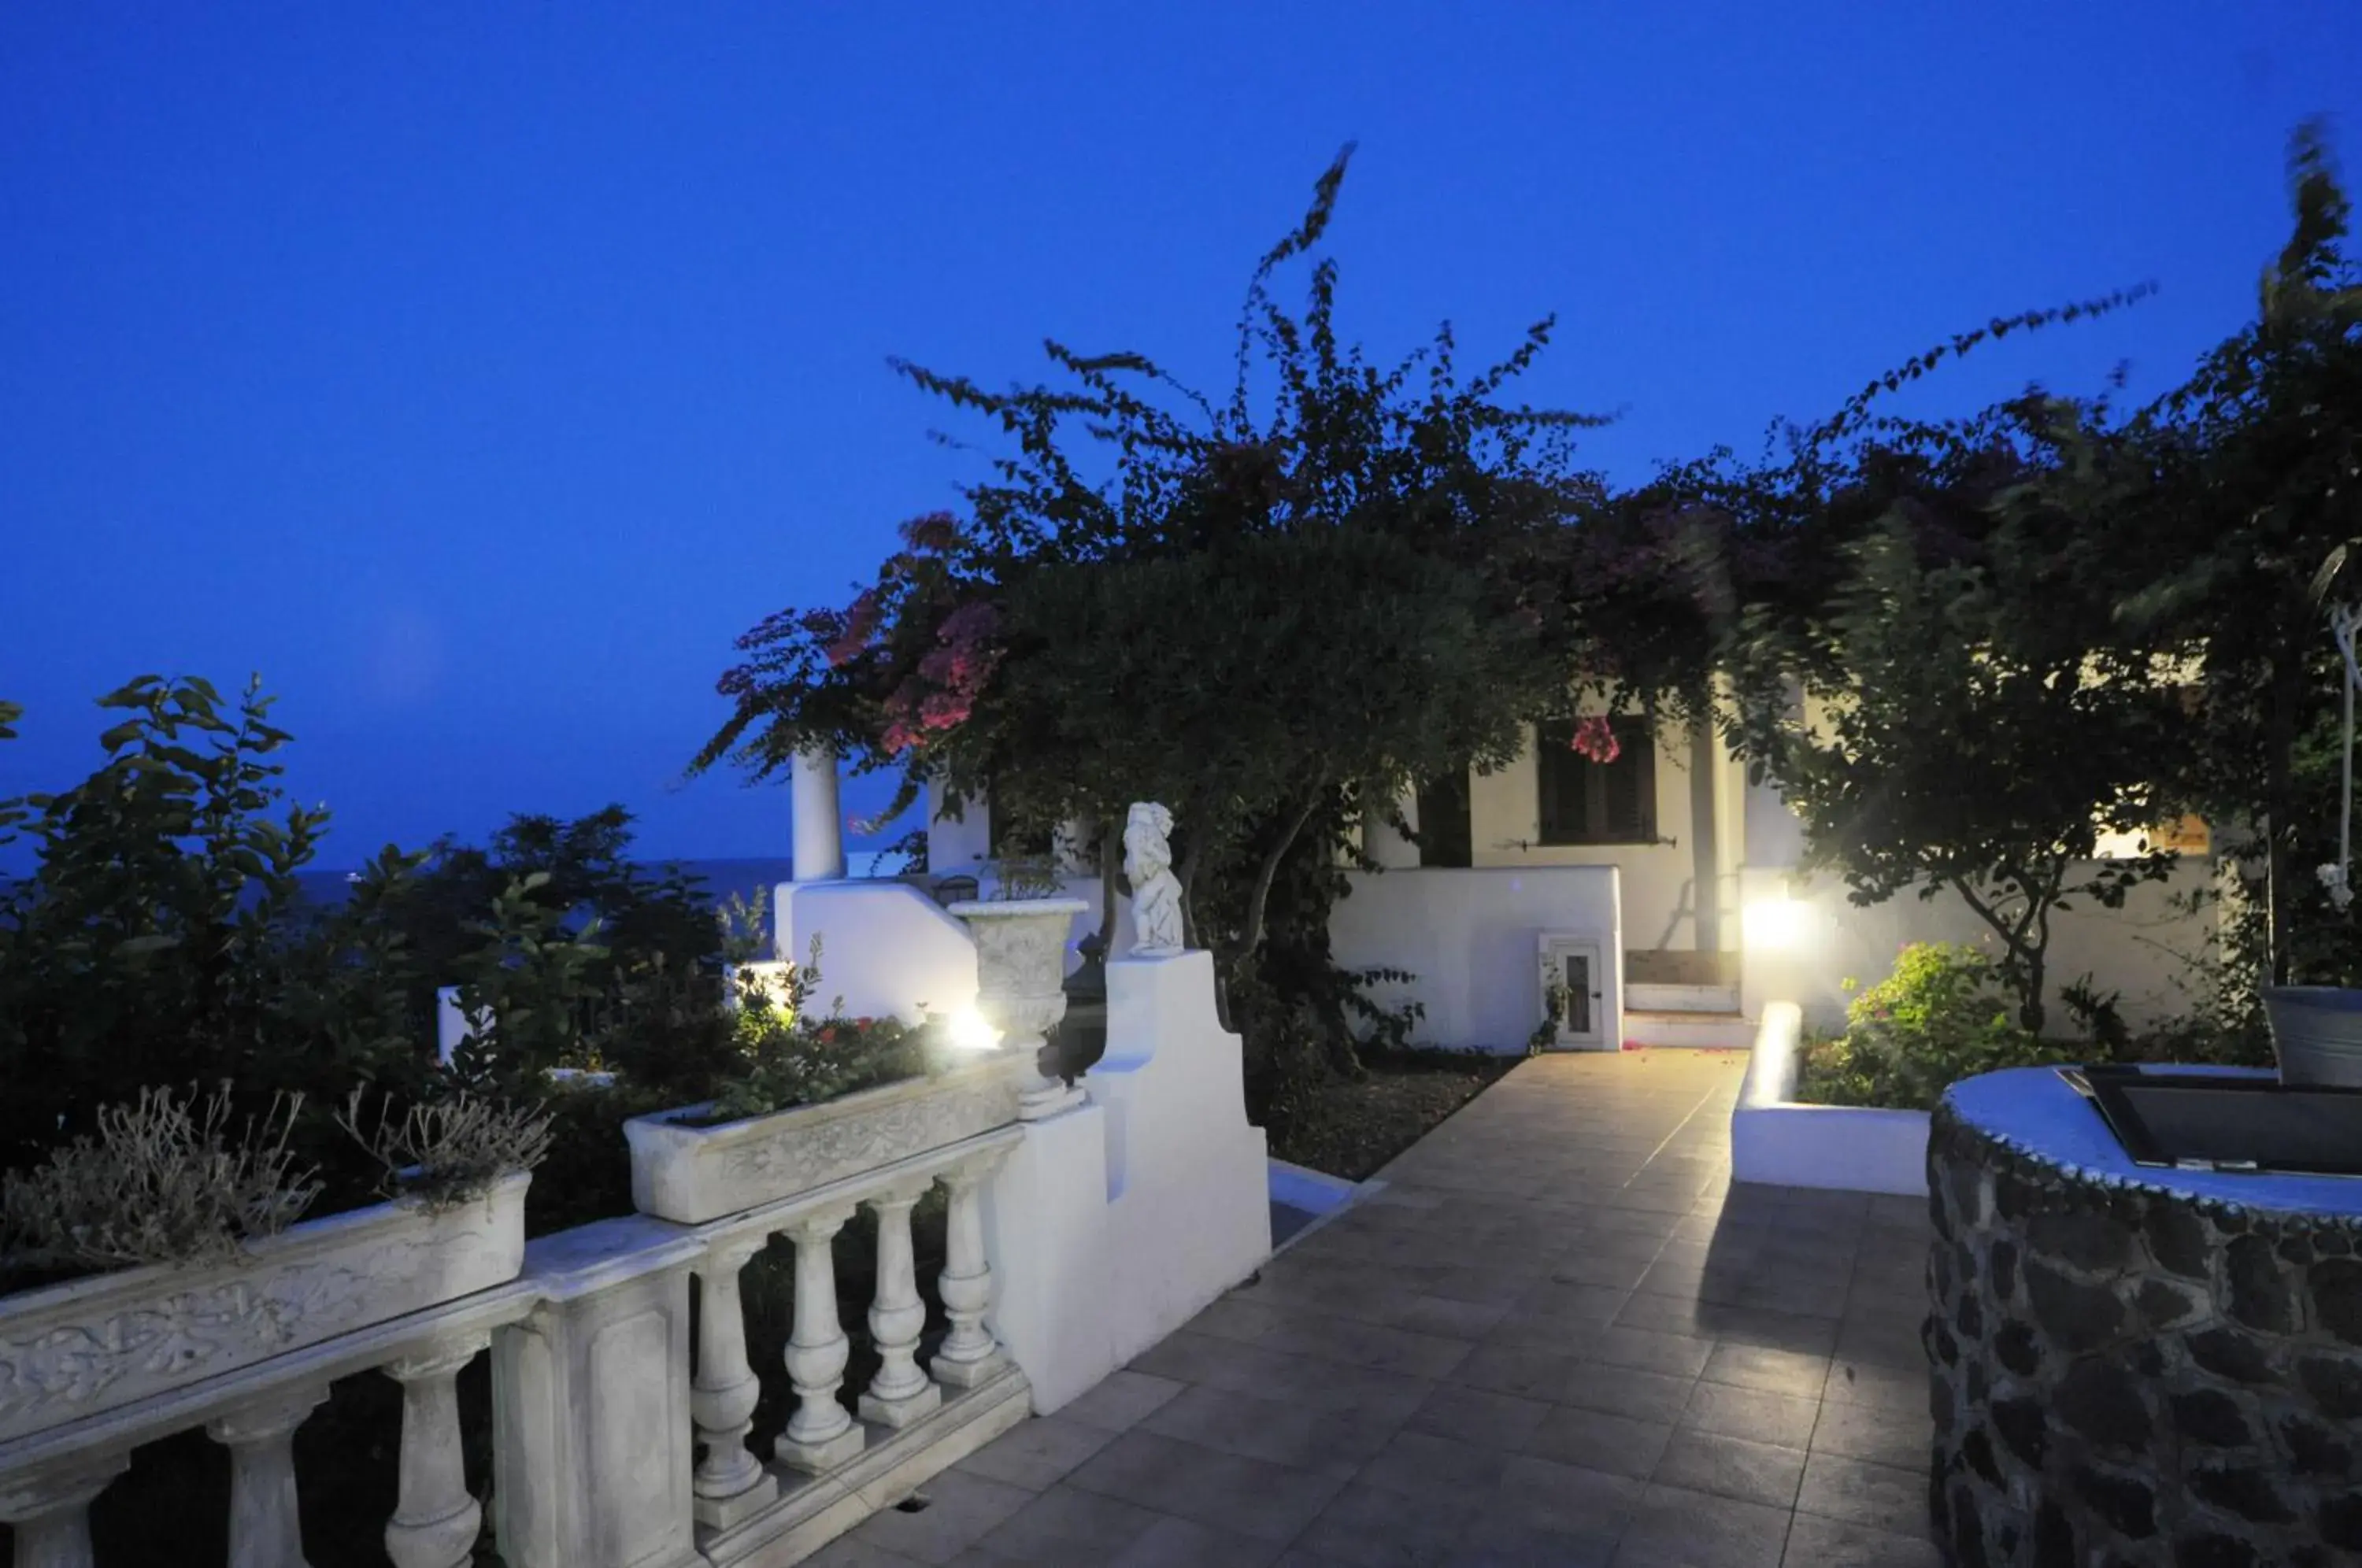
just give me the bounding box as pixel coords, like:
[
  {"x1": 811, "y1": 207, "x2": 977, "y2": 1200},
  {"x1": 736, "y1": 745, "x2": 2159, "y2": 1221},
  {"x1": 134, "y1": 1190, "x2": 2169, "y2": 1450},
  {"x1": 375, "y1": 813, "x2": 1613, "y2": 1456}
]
[{"x1": 1927, "y1": 1101, "x2": 2362, "y2": 1566}]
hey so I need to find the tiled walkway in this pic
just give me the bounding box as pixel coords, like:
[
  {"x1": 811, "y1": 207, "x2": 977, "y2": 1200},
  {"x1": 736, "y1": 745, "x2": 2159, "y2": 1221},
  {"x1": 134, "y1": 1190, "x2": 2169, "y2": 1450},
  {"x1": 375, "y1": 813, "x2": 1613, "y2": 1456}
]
[{"x1": 823, "y1": 1049, "x2": 1942, "y2": 1567}]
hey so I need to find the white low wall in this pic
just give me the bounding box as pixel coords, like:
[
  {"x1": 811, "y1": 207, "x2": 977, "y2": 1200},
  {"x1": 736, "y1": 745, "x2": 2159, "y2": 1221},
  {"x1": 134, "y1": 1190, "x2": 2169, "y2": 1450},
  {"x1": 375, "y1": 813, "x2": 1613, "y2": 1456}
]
[
  {"x1": 1731, "y1": 1001, "x2": 1929, "y2": 1196},
  {"x1": 1738, "y1": 860, "x2": 2219, "y2": 1037},
  {"x1": 982, "y1": 949, "x2": 1272, "y2": 1414},
  {"x1": 778, "y1": 880, "x2": 982, "y2": 1023},
  {"x1": 1328, "y1": 866, "x2": 1624, "y2": 1052}
]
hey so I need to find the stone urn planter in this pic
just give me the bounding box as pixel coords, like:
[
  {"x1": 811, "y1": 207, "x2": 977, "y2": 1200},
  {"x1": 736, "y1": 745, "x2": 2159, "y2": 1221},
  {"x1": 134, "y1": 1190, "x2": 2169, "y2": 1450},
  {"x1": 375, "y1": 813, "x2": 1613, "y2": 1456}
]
[
  {"x1": 625, "y1": 1053, "x2": 1033, "y2": 1225},
  {"x1": 947, "y1": 897, "x2": 1090, "y2": 1120},
  {"x1": 0, "y1": 1173, "x2": 530, "y2": 1447},
  {"x1": 2262, "y1": 985, "x2": 2362, "y2": 1087}
]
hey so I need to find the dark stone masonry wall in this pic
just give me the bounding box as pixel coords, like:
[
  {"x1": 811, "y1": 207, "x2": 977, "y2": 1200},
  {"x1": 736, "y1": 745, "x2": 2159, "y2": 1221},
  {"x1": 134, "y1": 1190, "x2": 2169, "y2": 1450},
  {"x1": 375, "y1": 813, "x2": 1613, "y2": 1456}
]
[{"x1": 1927, "y1": 1101, "x2": 2362, "y2": 1567}]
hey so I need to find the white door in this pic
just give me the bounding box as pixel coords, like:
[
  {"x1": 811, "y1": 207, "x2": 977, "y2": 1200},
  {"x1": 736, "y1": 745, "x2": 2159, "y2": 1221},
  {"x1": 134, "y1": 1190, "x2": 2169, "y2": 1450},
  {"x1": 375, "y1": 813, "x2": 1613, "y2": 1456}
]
[{"x1": 1538, "y1": 934, "x2": 1608, "y2": 1050}]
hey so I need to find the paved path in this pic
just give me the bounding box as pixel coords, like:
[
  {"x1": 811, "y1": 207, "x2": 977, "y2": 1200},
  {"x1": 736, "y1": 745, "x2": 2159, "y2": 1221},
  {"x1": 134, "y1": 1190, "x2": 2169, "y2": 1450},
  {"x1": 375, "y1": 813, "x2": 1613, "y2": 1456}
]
[{"x1": 822, "y1": 1049, "x2": 1943, "y2": 1567}]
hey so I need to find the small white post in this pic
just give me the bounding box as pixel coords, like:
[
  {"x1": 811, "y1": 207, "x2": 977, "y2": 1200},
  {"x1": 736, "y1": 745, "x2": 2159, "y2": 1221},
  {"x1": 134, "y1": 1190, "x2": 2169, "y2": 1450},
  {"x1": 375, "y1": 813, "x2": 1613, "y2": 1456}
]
[
  {"x1": 859, "y1": 1179, "x2": 942, "y2": 1427},
  {"x1": 774, "y1": 1206, "x2": 864, "y2": 1473},
  {"x1": 689, "y1": 1237, "x2": 774, "y2": 1526},
  {"x1": 791, "y1": 744, "x2": 846, "y2": 882},
  {"x1": 384, "y1": 1335, "x2": 489, "y2": 1568},
  {"x1": 206, "y1": 1385, "x2": 330, "y2": 1568},
  {"x1": 0, "y1": 1452, "x2": 127, "y2": 1568},
  {"x1": 932, "y1": 1148, "x2": 1013, "y2": 1389}
]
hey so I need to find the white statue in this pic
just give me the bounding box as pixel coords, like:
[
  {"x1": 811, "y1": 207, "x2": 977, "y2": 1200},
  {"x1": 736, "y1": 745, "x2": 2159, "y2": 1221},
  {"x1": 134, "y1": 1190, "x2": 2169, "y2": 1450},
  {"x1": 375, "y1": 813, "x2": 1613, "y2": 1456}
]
[{"x1": 1124, "y1": 801, "x2": 1187, "y2": 956}]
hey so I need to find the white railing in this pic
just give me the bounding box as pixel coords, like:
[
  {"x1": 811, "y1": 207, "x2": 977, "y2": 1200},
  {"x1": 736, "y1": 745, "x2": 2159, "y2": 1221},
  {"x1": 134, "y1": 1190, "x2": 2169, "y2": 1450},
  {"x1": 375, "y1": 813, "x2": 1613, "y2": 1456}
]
[{"x1": 0, "y1": 1129, "x2": 1027, "y2": 1568}]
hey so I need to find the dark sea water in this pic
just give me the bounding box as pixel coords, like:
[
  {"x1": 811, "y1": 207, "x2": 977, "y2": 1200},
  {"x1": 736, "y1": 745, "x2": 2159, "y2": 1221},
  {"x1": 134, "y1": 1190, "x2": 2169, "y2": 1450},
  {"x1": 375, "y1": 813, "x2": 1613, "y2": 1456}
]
[{"x1": 293, "y1": 856, "x2": 800, "y2": 952}]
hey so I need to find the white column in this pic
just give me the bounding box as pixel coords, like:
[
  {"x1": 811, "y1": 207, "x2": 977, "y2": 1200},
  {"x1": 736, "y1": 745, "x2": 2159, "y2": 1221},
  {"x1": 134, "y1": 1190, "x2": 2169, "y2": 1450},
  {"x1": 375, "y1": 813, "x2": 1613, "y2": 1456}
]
[
  {"x1": 931, "y1": 1149, "x2": 1012, "y2": 1389},
  {"x1": 384, "y1": 1335, "x2": 488, "y2": 1568},
  {"x1": 0, "y1": 1452, "x2": 127, "y2": 1568},
  {"x1": 791, "y1": 744, "x2": 846, "y2": 882},
  {"x1": 858, "y1": 1179, "x2": 942, "y2": 1427},
  {"x1": 206, "y1": 1385, "x2": 329, "y2": 1568},
  {"x1": 774, "y1": 1205, "x2": 864, "y2": 1473},
  {"x1": 690, "y1": 1237, "x2": 776, "y2": 1526}
]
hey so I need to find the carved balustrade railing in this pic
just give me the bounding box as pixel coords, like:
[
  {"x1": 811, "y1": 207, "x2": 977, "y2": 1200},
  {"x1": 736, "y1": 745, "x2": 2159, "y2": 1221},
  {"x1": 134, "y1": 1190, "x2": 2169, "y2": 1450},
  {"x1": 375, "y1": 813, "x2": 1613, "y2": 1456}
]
[{"x1": 0, "y1": 1126, "x2": 1030, "y2": 1568}]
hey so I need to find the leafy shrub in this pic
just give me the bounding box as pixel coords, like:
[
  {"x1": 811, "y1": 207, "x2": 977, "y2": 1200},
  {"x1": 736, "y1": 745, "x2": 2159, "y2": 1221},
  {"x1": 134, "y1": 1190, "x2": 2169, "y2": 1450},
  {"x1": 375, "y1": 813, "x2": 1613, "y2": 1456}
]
[
  {"x1": 1798, "y1": 942, "x2": 2079, "y2": 1111},
  {"x1": 700, "y1": 947, "x2": 935, "y2": 1122},
  {"x1": 0, "y1": 1085, "x2": 320, "y2": 1273}
]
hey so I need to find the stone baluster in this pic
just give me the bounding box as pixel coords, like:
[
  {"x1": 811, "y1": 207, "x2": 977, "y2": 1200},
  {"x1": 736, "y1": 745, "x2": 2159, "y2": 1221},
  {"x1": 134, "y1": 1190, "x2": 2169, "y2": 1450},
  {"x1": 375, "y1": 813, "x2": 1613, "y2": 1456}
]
[
  {"x1": 773, "y1": 1204, "x2": 865, "y2": 1473},
  {"x1": 690, "y1": 1234, "x2": 778, "y2": 1526},
  {"x1": 859, "y1": 1178, "x2": 943, "y2": 1426},
  {"x1": 206, "y1": 1385, "x2": 330, "y2": 1568},
  {"x1": 931, "y1": 1148, "x2": 1013, "y2": 1389},
  {"x1": 383, "y1": 1334, "x2": 488, "y2": 1568},
  {"x1": 0, "y1": 1452, "x2": 128, "y2": 1568}
]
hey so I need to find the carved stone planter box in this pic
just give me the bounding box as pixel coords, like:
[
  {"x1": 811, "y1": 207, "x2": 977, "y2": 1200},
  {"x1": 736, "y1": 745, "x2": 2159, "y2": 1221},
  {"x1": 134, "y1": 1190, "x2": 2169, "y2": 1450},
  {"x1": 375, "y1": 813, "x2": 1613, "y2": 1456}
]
[
  {"x1": 624, "y1": 1055, "x2": 1031, "y2": 1225},
  {"x1": 0, "y1": 1173, "x2": 530, "y2": 1447}
]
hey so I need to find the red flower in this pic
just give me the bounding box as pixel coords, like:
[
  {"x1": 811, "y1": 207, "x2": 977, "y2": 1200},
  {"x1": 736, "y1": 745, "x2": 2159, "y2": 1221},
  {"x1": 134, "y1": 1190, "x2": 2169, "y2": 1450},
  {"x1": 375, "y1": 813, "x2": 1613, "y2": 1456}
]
[{"x1": 1571, "y1": 715, "x2": 1621, "y2": 764}]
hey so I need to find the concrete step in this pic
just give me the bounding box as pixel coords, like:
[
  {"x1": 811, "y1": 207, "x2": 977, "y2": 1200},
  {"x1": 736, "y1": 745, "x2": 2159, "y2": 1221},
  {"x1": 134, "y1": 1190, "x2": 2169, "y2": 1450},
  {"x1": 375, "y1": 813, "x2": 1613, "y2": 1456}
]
[
  {"x1": 1624, "y1": 1009, "x2": 1754, "y2": 1048},
  {"x1": 1626, "y1": 982, "x2": 1742, "y2": 1014}
]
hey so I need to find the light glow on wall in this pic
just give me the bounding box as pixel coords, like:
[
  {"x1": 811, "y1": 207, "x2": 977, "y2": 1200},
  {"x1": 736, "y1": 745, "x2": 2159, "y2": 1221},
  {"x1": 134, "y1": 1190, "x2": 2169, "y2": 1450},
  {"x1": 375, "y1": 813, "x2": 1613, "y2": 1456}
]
[
  {"x1": 1742, "y1": 896, "x2": 1807, "y2": 950},
  {"x1": 946, "y1": 1008, "x2": 1004, "y2": 1053}
]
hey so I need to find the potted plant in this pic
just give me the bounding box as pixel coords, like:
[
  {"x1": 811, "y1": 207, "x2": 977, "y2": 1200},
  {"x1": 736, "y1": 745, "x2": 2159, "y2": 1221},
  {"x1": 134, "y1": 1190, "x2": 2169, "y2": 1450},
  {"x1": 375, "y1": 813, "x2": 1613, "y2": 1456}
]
[
  {"x1": 0, "y1": 1083, "x2": 548, "y2": 1447},
  {"x1": 2264, "y1": 556, "x2": 2362, "y2": 1085},
  {"x1": 946, "y1": 856, "x2": 1090, "y2": 1119},
  {"x1": 624, "y1": 944, "x2": 1030, "y2": 1224}
]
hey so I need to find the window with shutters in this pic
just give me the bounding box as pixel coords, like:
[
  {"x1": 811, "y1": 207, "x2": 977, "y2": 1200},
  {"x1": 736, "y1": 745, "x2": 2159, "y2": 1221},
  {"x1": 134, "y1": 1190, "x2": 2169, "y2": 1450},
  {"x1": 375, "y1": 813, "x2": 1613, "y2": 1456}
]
[
  {"x1": 1535, "y1": 717, "x2": 1657, "y2": 845},
  {"x1": 1414, "y1": 771, "x2": 1473, "y2": 868}
]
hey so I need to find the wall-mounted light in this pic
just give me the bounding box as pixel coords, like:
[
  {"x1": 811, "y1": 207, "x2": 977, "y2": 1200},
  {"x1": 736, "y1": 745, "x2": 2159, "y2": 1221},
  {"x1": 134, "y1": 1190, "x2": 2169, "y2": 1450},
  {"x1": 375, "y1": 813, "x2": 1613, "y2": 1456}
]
[
  {"x1": 1742, "y1": 896, "x2": 1806, "y2": 950},
  {"x1": 945, "y1": 1008, "x2": 1004, "y2": 1054}
]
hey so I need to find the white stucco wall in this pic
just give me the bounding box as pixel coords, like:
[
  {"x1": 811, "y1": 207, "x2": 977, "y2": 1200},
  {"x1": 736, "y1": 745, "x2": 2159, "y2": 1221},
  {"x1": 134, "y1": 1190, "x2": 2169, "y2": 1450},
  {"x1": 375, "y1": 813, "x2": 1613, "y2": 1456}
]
[
  {"x1": 1467, "y1": 722, "x2": 1737, "y2": 956},
  {"x1": 1738, "y1": 860, "x2": 2223, "y2": 1037},
  {"x1": 778, "y1": 880, "x2": 982, "y2": 1022},
  {"x1": 1328, "y1": 865, "x2": 1623, "y2": 1052}
]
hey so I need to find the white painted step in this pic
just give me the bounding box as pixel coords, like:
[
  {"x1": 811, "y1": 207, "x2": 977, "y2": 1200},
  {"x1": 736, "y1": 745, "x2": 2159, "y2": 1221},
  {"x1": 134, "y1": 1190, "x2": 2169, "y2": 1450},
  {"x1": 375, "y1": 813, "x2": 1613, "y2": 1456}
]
[
  {"x1": 1627, "y1": 982, "x2": 1742, "y2": 1014},
  {"x1": 1623, "y1": 1010, "x2": 1754, "y2": 1048}
]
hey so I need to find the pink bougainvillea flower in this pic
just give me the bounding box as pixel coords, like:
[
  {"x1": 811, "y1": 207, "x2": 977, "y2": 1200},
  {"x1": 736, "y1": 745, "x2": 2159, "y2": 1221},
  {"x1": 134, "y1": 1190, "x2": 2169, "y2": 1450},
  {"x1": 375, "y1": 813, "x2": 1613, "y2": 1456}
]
[{"x1": 1571, "y1": 714, "x2": 1621, "y2": 764}]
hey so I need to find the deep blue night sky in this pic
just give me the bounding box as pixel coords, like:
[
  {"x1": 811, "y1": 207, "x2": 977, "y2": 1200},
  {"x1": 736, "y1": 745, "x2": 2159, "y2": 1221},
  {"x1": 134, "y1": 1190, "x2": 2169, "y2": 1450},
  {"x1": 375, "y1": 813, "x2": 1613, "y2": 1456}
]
[{"x1": 2, "y1": 4, "x2": 2356, "y2": 868}]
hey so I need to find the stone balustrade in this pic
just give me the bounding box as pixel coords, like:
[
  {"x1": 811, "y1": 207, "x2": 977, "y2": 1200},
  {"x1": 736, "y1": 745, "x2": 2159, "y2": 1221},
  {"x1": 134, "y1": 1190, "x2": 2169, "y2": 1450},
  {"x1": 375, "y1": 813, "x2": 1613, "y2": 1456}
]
[{"x1": 0, "y1": 1128, "x2": 1029, "y2": 1568}]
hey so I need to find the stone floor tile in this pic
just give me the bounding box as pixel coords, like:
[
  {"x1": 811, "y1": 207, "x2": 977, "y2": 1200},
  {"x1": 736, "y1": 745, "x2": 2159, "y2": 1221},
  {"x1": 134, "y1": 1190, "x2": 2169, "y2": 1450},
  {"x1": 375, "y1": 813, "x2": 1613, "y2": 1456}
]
[
  {"x1": 1558, "y1": 1362, "x2": 1696, "y2": 1425},
  {"x1": 1779, "y1": 1511, "x2": 1945, "y2": 1566},
  {"x1": 1612, "y1": 1482, "x2": 1794, "y2": 1567},
  {"x1": 1509, "y1": 1279, "x2": 1633, "y2": 1325},
  {"x1": 1490, "y1": 1452, "x2": 1646, "y2": 1538},
  {"x1": 1139, "y1": 1382, "x2": 1401, "y2": 1478},
  {"x1": 1062, "y1": 1429, "x2": 1348, "y2": 1544},
  {"x1": 1831, "y1": 1312, "x2": 1927, "y2": 1370},
  {"x1": 1679, "y1": 1382, "x2": 1822, "y2": 1449},
  {"x1": 972, "y1": 1483, "x2": 1164, "y2": 1563},
  {"x1": 1549, "y1": 1252, "x2": 1654, "y2": 1290},
  {"x1": 1690, "y1": 1304, "x2": 1842, "y2": 1357},
  {"x1": 1809, "y1": 1398, "x2": 1934, "y2": 1469},
  {"x1": 1579, "y1": 1325, "x2": 1716, "y2": 1379},
  {"x1": 1818, "y1": 1357, "x2": 1926, "y2": 1411},
  {"x1": 804, "y1": 1535, "x2": 931, "y2": 1567},
  {"x1": 1128, "y1": 1333, "x2": 1433, "y2": 1423},
  {"x1": 853, "y1": 1470, "x2": 1037, "y2": 1565},
  {"x1": 1287, "y1": 1479, "x2": 1483, "y2": 1567},
  {"x1": 1353, "y1": 1426, "x2": 1514, "y2": 1504},
  {"x1": 1794, "y1": 1451, "x2": 1927, "y2": 1536},
  {"x1": 1453, "y1": 1514, "x2": 1619, "y2": 1567},
  {"x1": 1422, "y1": 1266, "x2": 1544, "y2": 1309},
  {"x1": 1520, "y1": 1404, "x2": 1674, "y2": 1480},
  {"x1": 1371, "y1": 1292, "x2": 1513, "y2": 1342},
  {"x1": 1405, "y1": 1381, "x2": 1555, "y2": 1451},
  {"x1": 955, "y1": 1414, "x2": 1120, "y2": 1491},
  {"x1": 1109, "y1": 1513, "x2": 1289, "y2": 1567},
  {"x1": 1649, "y1": 1428, "x2": 1806, "y2": 1510},
  {"x1": 1700, "y1": 1343, "x2": 1831, "y2": 1400},
  {"x1": 1449, "y1": 1341, "x2": 1585, "y2": 1401},
  {"x1": 1072, "y1": 1369, "x2": 1190, "y2": 1432}
]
